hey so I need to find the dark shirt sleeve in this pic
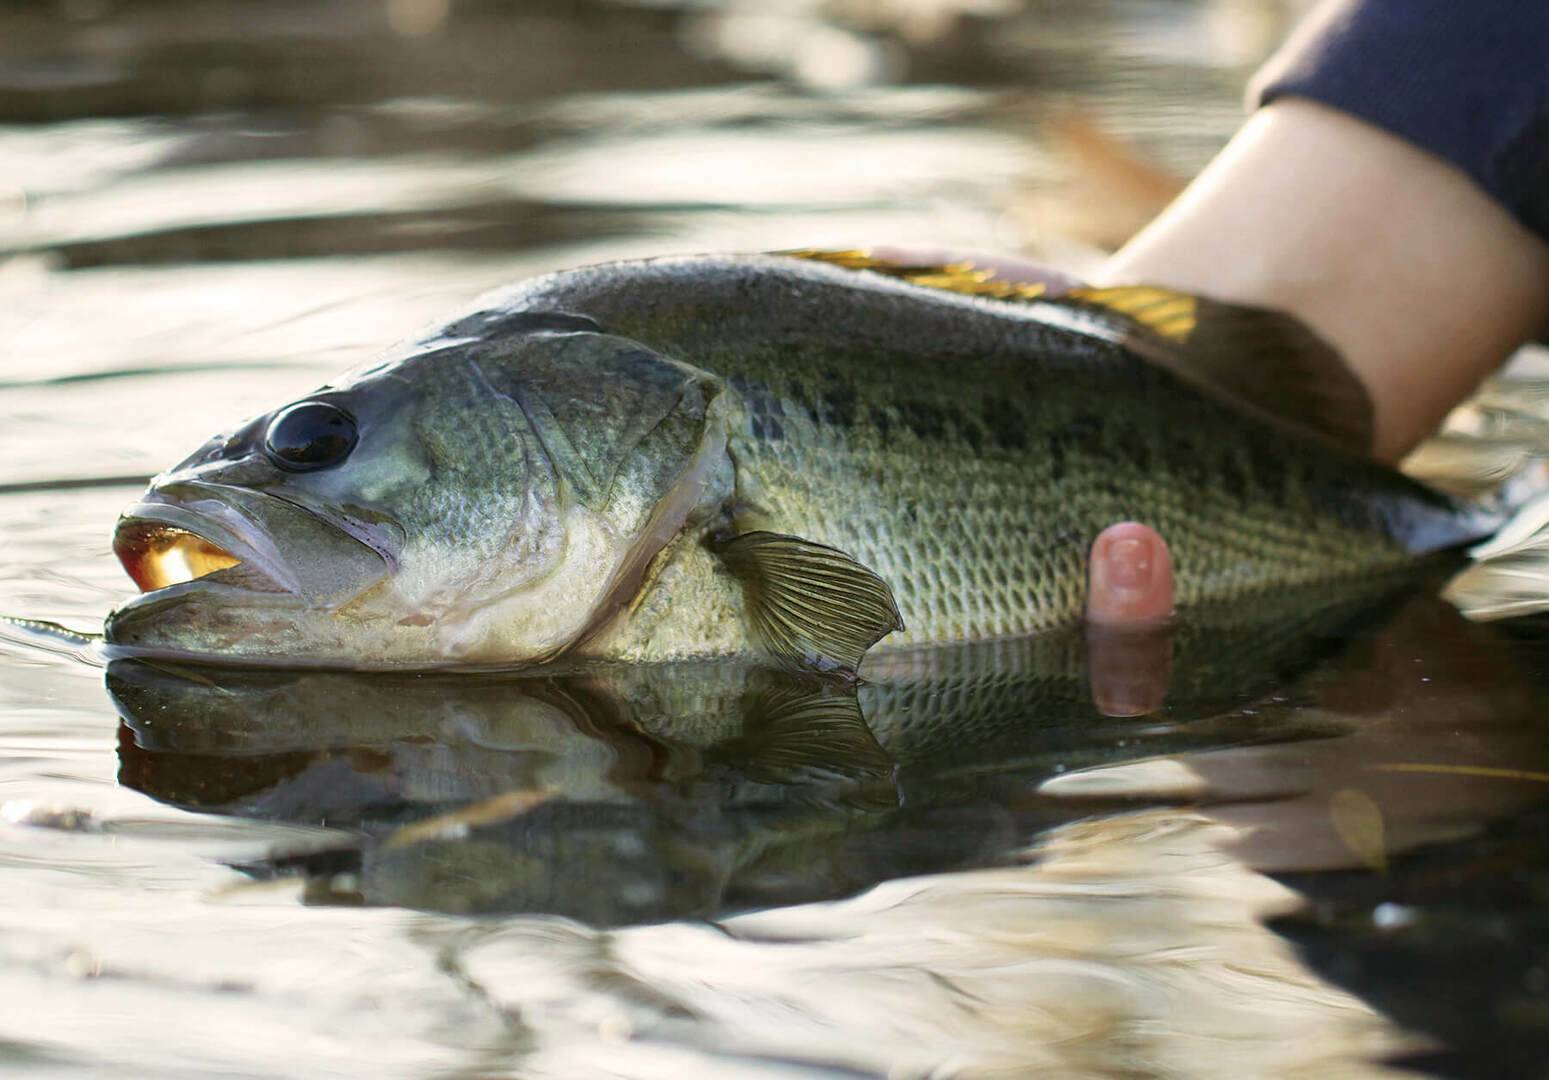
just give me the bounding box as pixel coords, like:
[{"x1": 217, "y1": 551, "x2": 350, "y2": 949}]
[{"x1": 1250, "y1": 0, "x2": 1549, "y2": 242}]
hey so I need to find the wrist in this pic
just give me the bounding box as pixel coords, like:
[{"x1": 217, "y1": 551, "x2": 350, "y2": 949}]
[{"x1": 1098, "y1": 99, "x2": 1549, "y2": 462}]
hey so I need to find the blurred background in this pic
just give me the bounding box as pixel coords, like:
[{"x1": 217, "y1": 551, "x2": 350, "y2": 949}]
[{"x1": 0, "y1": 0, "x2": 1320, "y2": 615}]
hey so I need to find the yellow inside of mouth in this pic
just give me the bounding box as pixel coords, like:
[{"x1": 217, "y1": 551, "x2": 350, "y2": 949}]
[{"x1": 120, "y1": 525, "x2": 241, "y2": 592}]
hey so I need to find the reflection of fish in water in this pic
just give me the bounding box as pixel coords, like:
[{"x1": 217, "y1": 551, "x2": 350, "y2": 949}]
[
  {"x1": 105, "y1": 251, "x2": 1511, "y2": 672},
  {"x1": 109, "y1": 576, "x2": 1449, "y2": 924}
]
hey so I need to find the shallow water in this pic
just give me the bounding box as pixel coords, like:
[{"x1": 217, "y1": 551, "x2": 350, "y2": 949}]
[{"x1": 4, "y1": 2, "x2": 1549, "y2": 1076}]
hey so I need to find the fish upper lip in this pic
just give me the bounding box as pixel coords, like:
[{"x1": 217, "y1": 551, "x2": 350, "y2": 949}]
[{"x1": 116, "y1": 485, "x2": 303, "y2": 596}]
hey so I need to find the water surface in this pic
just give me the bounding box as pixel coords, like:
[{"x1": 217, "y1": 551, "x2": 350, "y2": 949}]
[{"x1": 3, "y1": 2, "x2": 1547, "y2": 1076}]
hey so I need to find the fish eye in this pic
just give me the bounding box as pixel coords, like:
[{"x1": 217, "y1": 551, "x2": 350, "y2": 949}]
[{"x1": 263, "y1": 401, "x2": 358, "y2": 472}]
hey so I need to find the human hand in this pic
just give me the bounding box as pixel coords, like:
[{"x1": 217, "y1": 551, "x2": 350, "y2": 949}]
[
  {"x1": 1084, "y1": 522, "x2": 1174, "y2": 717},
  {"x1": 1100, "y1": 99, "x2": 1549, "y2": 462},
  {"x1": 866, "y1": 247, "x2": 1181, "y2": 716}
]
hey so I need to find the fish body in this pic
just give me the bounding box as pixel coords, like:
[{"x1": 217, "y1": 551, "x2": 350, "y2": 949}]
[{"x1": 106, "y1": 254, "x2": 1492, "y2": 669}]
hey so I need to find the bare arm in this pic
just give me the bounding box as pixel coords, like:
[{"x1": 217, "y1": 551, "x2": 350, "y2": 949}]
[{"x1": 1099, "y1": 98, "x2": 1549, "y2": 463}]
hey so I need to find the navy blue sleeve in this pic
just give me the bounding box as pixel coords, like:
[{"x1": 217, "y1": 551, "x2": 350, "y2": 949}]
[{"x1": 1250, "y1": 0, "x2": 1549, "y2": 242}]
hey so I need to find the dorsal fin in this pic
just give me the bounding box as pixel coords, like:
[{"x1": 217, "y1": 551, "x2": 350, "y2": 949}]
[
  {"x1": 778, "y1": 248, "x2": 1050, "y2": 301},
  {"x1": 1055, "y1": 285, "x2": 1375, "y2": 458},
  {"x1": 779, "y1": 251, "x2": 1373, "y2": 457},
  {"x1": 1061, "y1": 285, "x2": 1198, "y2": 340}
]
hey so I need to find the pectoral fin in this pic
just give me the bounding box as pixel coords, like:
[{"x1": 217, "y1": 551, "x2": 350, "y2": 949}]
[
  {"x1": 716, "y1": 676, "x2": 896, "y2": 794},
  {"x1": 715, "y1": 531, "x2": 904, "y2": 674},
  {"x1": 1054, "y1": 285, "x2": 1375, "y2": 457}
]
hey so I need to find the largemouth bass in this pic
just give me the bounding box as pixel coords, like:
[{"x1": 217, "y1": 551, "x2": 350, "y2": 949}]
[{"x1": 106, "y1": 252, "x2": 1497, "y2": 670}]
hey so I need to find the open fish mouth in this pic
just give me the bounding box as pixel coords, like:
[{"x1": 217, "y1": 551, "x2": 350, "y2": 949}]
[
  {"x1": 115, "y1": 520, "x2": 242, "y2": 593},
  {"x1": 104, "y1": 484, "x2": 399, "y2": 664},
  {"x1": 112, "y1": 491, "x2": 302, "y2": 597}
]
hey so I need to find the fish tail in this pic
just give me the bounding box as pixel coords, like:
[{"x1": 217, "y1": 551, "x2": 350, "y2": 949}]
[
  {"x1": 1406, "y1": 358, "x2": 1549, "y2": 619},
  {"x1": 1440, "y1": 491, "x2": 1549, "y2": 620}
]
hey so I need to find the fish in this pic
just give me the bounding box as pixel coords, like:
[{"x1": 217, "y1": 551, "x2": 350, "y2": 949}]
[{"x1": 105, "y1": 251, "x2": 1504, "y2": 671}]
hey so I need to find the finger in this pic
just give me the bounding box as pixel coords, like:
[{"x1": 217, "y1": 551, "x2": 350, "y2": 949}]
[
  {"x1": 1086, "y1": 522, "x2": 1174, "y2": 624},
  {"x1": 1085, "y1": 622, "x2": 1174, "y2": 717},
  {"x1": 1084, "y1": 523, "x2": 1175, "y2": 716}
]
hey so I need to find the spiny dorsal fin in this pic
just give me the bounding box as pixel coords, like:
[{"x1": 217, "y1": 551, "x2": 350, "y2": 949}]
[
  {"x1": 1062, "y1": 285, "x2": 1198, "y2": 340},
  {"x1": 1056, "y1": 285, "x2": 1375, "y2": 458},
  {"x1": 715, "y1": 531, "x2": 904, "y2": 674},
  {"x1": 781, "y1": 252, "x2": 1372, "y2": 455},
  {"x1": 779, "y1": 248, "x2": 1049, "y2": 301}
]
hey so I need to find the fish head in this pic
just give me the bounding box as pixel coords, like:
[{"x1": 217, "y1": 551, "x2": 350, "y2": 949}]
[{"x1": 107, "y1": 320, "x2": 731, "y2": 667}]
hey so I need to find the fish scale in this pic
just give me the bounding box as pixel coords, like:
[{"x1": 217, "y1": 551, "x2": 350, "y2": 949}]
[
  {"x1": 499, "y1": 254, "x2": 1483, "y2": 659},
  {"x1": 104, "y1": 253, "x2": 1500, "y2": 669}
]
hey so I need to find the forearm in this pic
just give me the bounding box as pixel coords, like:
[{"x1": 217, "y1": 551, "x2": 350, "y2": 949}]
[{"x1": 1099, "y1": 98, "x2": 1549, "y2": 462}]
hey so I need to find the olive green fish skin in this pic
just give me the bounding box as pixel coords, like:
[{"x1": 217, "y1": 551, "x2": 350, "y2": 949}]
[
  {"x1": 108, "y1": 253, "x2": 1487, "y2": 668},
  {"x1": 463, "y1": 255, "x2": 1483, "y2": 658}
]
